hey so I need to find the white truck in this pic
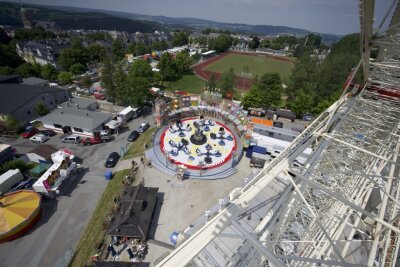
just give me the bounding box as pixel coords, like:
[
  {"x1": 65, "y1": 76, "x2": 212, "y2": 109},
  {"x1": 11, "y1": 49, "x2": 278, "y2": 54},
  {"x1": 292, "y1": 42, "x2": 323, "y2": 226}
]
[{"x1": 117, "y1": 106, "x2": 135, "y2": 123}]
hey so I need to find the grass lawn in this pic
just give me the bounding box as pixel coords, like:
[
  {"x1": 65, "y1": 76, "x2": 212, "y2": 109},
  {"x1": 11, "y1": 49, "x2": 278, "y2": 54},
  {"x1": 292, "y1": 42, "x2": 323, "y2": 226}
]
[
  {"x1": 164, "y1": 72, "x2": 205, "y2": 94},
  {"x1": 203, "y1": 54, "x2": 295, "y2": 81},
  {"x1": 69, "y1": 169, "x2": 130, "y2": 267},
  {"x1": 123, "y1": 127, "x2": 157, "y2": 159}
]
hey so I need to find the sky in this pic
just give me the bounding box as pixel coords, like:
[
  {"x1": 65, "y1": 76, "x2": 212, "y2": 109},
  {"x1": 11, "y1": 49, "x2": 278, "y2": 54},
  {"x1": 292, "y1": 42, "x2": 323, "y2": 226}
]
[{"x1": 10, "y1": 0, "x2": 396, "y2": 35}]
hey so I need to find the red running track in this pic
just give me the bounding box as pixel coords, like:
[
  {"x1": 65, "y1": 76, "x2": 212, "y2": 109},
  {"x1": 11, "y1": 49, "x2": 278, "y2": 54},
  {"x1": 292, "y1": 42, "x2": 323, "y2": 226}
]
[{"x1": 192, "y1": 51, "x2": 294, "y2": 90}]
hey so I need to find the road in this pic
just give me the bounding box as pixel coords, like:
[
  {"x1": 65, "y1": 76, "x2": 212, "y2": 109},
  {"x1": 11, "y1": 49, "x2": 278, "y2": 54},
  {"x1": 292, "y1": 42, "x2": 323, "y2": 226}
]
[{"x1": 0, "y1": 110, "x2": 154, "y2": 267}]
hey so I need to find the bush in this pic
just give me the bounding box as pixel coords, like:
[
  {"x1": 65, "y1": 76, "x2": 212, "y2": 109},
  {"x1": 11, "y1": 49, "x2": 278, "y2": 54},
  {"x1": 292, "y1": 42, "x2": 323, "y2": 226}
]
[
  {"x1": 0, "y1": 159, "x2": 34, "y2": 175},
  {"x1": 34, "y1": 103, "x2": 49, "y2": 116}
]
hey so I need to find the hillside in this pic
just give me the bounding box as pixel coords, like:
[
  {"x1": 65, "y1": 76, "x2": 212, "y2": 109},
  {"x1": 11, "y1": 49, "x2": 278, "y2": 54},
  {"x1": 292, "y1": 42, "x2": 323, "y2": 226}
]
[
  {"x1": 0, "y1": 2, "x2": 166, "y2": 33},
  {"x1": 0, "y1": 2, "x2": 341, "y2": 43}
]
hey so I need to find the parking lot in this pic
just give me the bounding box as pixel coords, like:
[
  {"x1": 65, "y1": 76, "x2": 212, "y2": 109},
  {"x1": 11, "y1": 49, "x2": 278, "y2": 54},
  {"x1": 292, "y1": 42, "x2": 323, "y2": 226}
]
[{"x1": 0, "y1": 111, "x2": 154, "y2": 267}]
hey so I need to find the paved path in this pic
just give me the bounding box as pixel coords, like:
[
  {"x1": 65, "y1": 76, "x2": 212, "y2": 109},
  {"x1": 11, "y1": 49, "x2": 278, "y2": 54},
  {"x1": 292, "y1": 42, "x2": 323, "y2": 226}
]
[{"x1": 0, "y1": 113, "x2": 154, "y2": 267}]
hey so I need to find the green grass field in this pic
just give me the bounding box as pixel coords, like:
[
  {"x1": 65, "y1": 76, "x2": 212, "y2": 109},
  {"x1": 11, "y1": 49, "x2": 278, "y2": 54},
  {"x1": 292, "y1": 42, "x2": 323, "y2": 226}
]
[
  {"x1": 203, "y1": 54, "x2": 294, "y2": 81},
  {"x1": 165, "y1": 72, "x2": 205, "y2": 94}
]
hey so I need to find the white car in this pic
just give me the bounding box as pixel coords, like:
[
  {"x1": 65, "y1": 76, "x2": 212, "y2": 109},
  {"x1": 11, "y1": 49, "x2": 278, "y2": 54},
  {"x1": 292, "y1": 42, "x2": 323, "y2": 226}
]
[{"x1": 30, "y1": 134, "x2": 49, "y2": 143}]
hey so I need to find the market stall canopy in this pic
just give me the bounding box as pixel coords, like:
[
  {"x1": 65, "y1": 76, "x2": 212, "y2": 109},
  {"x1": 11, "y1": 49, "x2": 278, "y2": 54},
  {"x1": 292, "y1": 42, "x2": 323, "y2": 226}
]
[{"x1": 29, "y1": 163, "x2": 51, "y2": 177}]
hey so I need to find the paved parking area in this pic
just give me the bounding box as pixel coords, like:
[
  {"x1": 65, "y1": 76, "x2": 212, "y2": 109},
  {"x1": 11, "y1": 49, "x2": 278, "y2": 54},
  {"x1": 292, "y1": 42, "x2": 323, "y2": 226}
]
[
  {"x1": 131, "y1": 156, "x2": 253, "y2": 266},
  {"x1": 0, "y1": 111, "x2": 154, "y2": 267}
]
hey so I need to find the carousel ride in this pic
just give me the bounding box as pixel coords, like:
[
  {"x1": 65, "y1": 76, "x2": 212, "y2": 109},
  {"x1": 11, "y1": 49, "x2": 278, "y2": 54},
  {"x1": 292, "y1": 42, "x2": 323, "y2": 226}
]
[
  {"x1": 161, "y1": 117, "x2": 237, "y2": 170},
  {"x1": 0, "y1": 190, "x2": 41, "y2": 243}
]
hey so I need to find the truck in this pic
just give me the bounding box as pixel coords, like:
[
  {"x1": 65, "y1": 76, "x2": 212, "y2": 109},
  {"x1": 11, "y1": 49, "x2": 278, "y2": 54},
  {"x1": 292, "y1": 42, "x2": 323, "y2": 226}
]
[
  {"x1": 117, "y1": 106, "x2": 142, "y2": 122},
  {"x1": 117, "y1": 106, "x2": 135, "y2": 122},
  {"x1": 105, "y1": 118, "x2": 124, "y2": 134},
  {"x1": 82, "y1": 130, "x2": 110, "y2": 146}
]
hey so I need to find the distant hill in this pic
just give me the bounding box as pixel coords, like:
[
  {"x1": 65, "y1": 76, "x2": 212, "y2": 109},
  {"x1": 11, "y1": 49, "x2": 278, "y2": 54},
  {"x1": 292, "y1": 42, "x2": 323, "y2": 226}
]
[
  {"x1": 46, "y1": 5, "x2": 341, "y2": 43},
  {"x1": 0, "y1": 2, "x2": 341, "y2": 43},
  {"x1": 0, "y1": 2, "x2": 167, "y2": 33}
]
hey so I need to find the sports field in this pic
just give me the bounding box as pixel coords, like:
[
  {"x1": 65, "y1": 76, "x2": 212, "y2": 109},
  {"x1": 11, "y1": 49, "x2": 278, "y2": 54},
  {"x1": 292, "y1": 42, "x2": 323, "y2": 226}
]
[{"x1": 203, "y1": 53, "x2": 294, "y2": 81}]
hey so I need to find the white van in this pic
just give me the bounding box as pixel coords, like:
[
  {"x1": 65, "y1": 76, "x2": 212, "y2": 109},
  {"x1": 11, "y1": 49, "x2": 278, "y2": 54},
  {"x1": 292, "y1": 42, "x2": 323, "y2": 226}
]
[{"x1": 62, "y1": 135, "x2": 81, "y2": 144}]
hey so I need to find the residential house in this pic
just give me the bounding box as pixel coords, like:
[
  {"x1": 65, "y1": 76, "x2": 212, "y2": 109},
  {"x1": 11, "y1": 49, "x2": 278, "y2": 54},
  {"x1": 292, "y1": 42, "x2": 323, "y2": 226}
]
[{"x1": 0, "y1": 79, "x2": 69, "y2": 124}]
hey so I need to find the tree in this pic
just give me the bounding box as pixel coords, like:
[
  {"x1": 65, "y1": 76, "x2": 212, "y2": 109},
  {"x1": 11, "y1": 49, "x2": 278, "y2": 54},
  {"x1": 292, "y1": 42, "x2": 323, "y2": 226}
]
[
  {"x1": 88, "y1": 44, "x2": 106, "y2": 62},
  {"x1": 129, "y1": 59, "x2": 153, "y2": 78},
  {"x1": 218, "y1": 68, "x2": 236, "y2": 97},
  {"x1": 0, "y1": 159, "x2": 34, "y2": 176},
  {"x1": 34, "y1": 103, "x2": 49, "y2": 116},
  {"x1": 174, "y1": 51, "x2": 192, "y2": 74},
  {"x1": 248, "y1": 36, "x2": 260, "y2": 49},
  {"x1": 0, "y1": 28, "x2": 11, "y2": 44},
  {"x1": 114, "y1": 63, "x2": 127, "y2": 105},
  {"x1": 58, "y1": 71, "x2": 73, "y2": 85},
  {"x1": 3, "y1": 115, "x2": 20, "y2": 132},
  {"x1": 209, "y1": 34, "x2": 233, "y2": 53},
  {"x1": 82, "y1": 75, "x2": 92, "y2": 88},
  {"x1": 160, "y1": 40, "x2": 169, "y2": 50},
  {"x1": 242, "y1": 86, "x2": 263, "y2": 109},
  {"x1": 0, "y1": 41, "x2": 23, "y2": 68},
  {"x1": 101, "y1": 57, "x2": 115, "y2": 99},
  {"x1": 41, "y1": 64, "x2": 58, "y2": 81},
  {"x1": 288, "y1": 90, "x2": 313, "y2": 117},
  {"x1": 134, "y1": 42, "x2": 147, "y2": 56},
  {"x1": 172, "y1": 31, "x2": 189, "y2": 46},
  {"x1": 157, "y1": 53, "x2": 176, "y2": 86},
  {"x1": 58, "y1": 45, "x2": 89, "y2": 71},
  {"x1": 0, "y1": 66, "x2": 14, "y2": 75},
  {"x1": 16, "y1": 63, "x2": 41, "y2": 77},
  {"x1": 206, "y1": 73, "x2": 217, "y2": 92},
  {"x1": 69, "y1": 63, "x2": 86, "y2": 75},
  {"x1": 111, "y1": 39, "x2": 125, "y2": 61},
  {"x1": 125, "y1": 77, "x2": 151, "y2": 107},
  {"x1": 259, "y1": 73, "x2": 282, "y2": 91}
]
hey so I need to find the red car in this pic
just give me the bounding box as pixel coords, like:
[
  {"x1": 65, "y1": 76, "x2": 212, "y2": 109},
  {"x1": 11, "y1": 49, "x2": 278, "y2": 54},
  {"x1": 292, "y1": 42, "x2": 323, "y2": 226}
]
[
  {"x1": 20, "y1": 126, "x2": 38, "y2": 139},
  {"x1": 82, "y1": 137, "x2": 101, "y2": 146}
]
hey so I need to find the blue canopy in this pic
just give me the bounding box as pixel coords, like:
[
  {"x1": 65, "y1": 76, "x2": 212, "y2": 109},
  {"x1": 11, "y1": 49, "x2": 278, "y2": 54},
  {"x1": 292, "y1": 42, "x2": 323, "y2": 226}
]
[{"x1": 253, "y1": 145, "x2": 267, "y2": 155}]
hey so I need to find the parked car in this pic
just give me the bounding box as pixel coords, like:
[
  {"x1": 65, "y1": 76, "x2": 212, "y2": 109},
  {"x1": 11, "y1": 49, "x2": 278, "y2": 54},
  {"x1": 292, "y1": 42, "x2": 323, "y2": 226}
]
[
  {"x1": 62, "y1": 135, "x2": 81, "y2": 144},
  {"x1": 105, "y1": 152, "x2": 120, "y2": 168},
  {"x1": 137, "y1": 122, "x2": 149, "y2": 133},
  {"x1": 20, "y1": 126, "x2": 38, "y2": 139},
  {"x1": 127, "y1": 131, "x2": 140, "y2": 142},
  {"x1": 39, "y1": 130, "x2": 56, "y2": 137},
  {"x1": 30, "y1": 134, "x2": 49, "y2": 143},
  {"x1": 302, "y1": 114, "x2": 313, "y2": 121}
]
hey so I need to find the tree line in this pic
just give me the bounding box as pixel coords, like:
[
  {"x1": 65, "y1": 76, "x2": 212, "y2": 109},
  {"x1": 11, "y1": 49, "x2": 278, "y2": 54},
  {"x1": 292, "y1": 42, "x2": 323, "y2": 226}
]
[{"x1": 100, "y1": 50, "x2": 193, "y2": 107}]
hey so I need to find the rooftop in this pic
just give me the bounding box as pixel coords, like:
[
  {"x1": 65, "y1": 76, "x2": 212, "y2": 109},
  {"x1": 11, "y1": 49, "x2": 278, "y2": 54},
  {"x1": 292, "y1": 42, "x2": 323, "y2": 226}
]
[
  {"x1": 22, "y1": 77, "x2": 49, "y2": 86},
  {"x1": 0, "y1": 83, "x2": 66, "y2": 114},
  {"x1": 107, "y1": 185, "x2": 158, "y2": 239},
  {"x1": 29, "y1": 145, "x2": 58, "y2": 161},
  {"x1": 39, "y1": 107, "x2": 111, "y2": 130},
  {"x1": 58, "y1": 97, "x2": 97, "y2": 110}
]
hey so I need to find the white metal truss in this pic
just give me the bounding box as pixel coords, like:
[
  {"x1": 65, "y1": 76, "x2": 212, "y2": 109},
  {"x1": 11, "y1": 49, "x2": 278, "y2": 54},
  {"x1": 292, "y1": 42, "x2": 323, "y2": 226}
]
[{"x1": 156, "y1": 1, "x2": 400, "y2": 266}]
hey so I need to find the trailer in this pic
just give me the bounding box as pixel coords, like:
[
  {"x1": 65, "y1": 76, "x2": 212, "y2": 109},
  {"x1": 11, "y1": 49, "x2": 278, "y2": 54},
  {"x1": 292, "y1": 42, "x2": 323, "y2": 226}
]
[
  {"x1": 0, "y1": 169, "x2": 24, "y2": 194},
  {"x1": 32, "y1": 150, "x2": 77, "y2": 197},
  {"x1": 117, "y1": 106, "x2": 135, "y2": 122}
]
